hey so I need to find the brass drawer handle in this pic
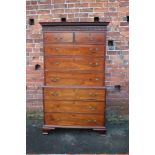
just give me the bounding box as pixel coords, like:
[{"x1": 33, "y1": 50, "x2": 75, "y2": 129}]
[
  {"x1": 88, "y1": 106, "x2": 96, "y2": 110},
  {"x1": 55, "y1": 118, "x2": 60, "y2": 121},
  {"x1": 95, "y1": 78, "x2": 99, "y2": 81},
  {"x1": 89, "y1": 38, "x2": 94, "y2": 41},
  {"x1": 89, "y1": 48, "x2": 96, "y2": 53},
  {"x1": 87, "y1": 120, "x2": 97, "y2": 123},
  {"x1": 55, "y1": 37, "x2": 63, "y2": 40},
  {"x1": 89, "y1": 93, "x2": 97, "y2": 97},
  {"x1": 89, "y1": 62, "x2": 99, "y2": 67},
  {"x1": 55, "y1": 48, "x2": 59, "y2": 51},
  {"x1": 89, "y1": 48, "x2": 99, "y2": 53},
  {"x1": 92, "y1": 120, "x2": 97, "y2": 123},
  {"x1": 51, "y1": 77, "x2": 60, "y2": 82},
  {"x1": 87, "y1": 120, "x2": 91, "y2": 122},
  {"x1": 50, "y1": 91, "x2": 59, "y2": 96},
  {"x1": 55, "y1": 62, "x2": 60, "y2": 65},
  {"x1": 96, "y1": 48, "x2": 99, "y2": 51}
]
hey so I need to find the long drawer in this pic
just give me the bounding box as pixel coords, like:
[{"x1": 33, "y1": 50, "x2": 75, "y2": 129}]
[
  {"x1": 44, "y1": 100, "x2": 105, "y2": 113},
  {"x1": 45, "y1": 71, "x2": 104, "y2": 86},
  {"x1": 45, "y1": 57, "x2": 104, "y2": 71},
  {"x1": 44, "y1": 88, "x2": 105, "y2": 101},
  {"x1": 44, "y1": 113, "x2": 104, "y2": 126},
  {"x1": 44, "y1": 44, "x2": 105, "y2": 56}
]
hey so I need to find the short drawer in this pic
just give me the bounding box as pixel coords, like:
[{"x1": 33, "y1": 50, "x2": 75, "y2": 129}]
[
  {"x1": 44, "y1": 113, "x2": 104, "y2": 126},
  {"x1": 44, "y1": 100, "x2": 105, "y2": 114},
  {"x1": 44, "y1": 88, "x2": 105, "y2": 101},
  {"x1": 45, "y1": 57, "x2": 104, "y2": 71},
  {"x1": 44, "y1": 44, "x2": 105, "y2": 56},
  {"x1": 75, "y1": 32, "x2": 105, "y2": 44},
  {"x1": 44, "y1": 32, "x2": 73, "y2": 43},
  {"x1": 45, "y1": 71, "x2": 104, "y2": 86}
]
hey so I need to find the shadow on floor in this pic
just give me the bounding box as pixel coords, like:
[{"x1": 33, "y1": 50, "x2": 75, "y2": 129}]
[{"x1": 26, "y1": 118, "x2": 128, "y2": 154}]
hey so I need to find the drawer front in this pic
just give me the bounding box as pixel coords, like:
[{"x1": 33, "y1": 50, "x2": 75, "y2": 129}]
[
  {"x1": 45, "y1": 57, "x2": 104, "y2": 71},
  {"x1": 45, "y1": 71, "x2": 104, "y2": 86},
  {"x1": 44, "y1": 32, "x2": 73, "y2": 43},
  {"x1": 44, "y1": 44, "x2": 105, "y2": 56},
  {"x1": 44, "y1": 100, "x2": 105, "y2": 113},
  {"x1": 75, "y1": 32, "x2": 105, "y2": 43},
  {"x1": 44, "y1": 88, "x2": 105, "y2": 101},
  {"x1": 44, "y1": 113, "x2": 104, "y2": 126}
]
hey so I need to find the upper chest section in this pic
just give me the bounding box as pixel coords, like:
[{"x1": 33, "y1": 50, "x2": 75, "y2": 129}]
[{"x1": 40, "y1": 22, "x2": 109, "y2": 45}]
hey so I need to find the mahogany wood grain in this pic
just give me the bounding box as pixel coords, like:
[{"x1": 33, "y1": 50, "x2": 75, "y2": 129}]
[
  {"x1": 44, "y1": 32, "x2": 73, "y2": 43},
  {"x1": 44, "y1": 100, "x2": 105, "y2": 113},
  {"x1": 45, "y1": 71, "x2": 104, "y2": 86},
  {"x1": 75, "y1": 32, "x2": 105, "y2": 44},
  {"x1": 45, "y1": 57, "x2": 104, "y2": 71},
  {"x1": 43, "y1": 85, "x2": 106, "y2": 89},
  {"x1": 40, "y1": 22, "x2": 108, "y2": 133},
  {"x1": 44, "y1": 44, "x2": 105, "y2": 57},
  {"x1": 44, "y1": 113, "x2": 104, "y2": 126},
  {"x1": 44, "y1": 88, "x2": 105, "y2": 101}
]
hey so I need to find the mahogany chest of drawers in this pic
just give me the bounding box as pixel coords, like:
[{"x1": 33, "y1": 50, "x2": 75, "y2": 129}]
[{"x1": 40, "y1": 22, "x2": 109, "y2": 134}]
